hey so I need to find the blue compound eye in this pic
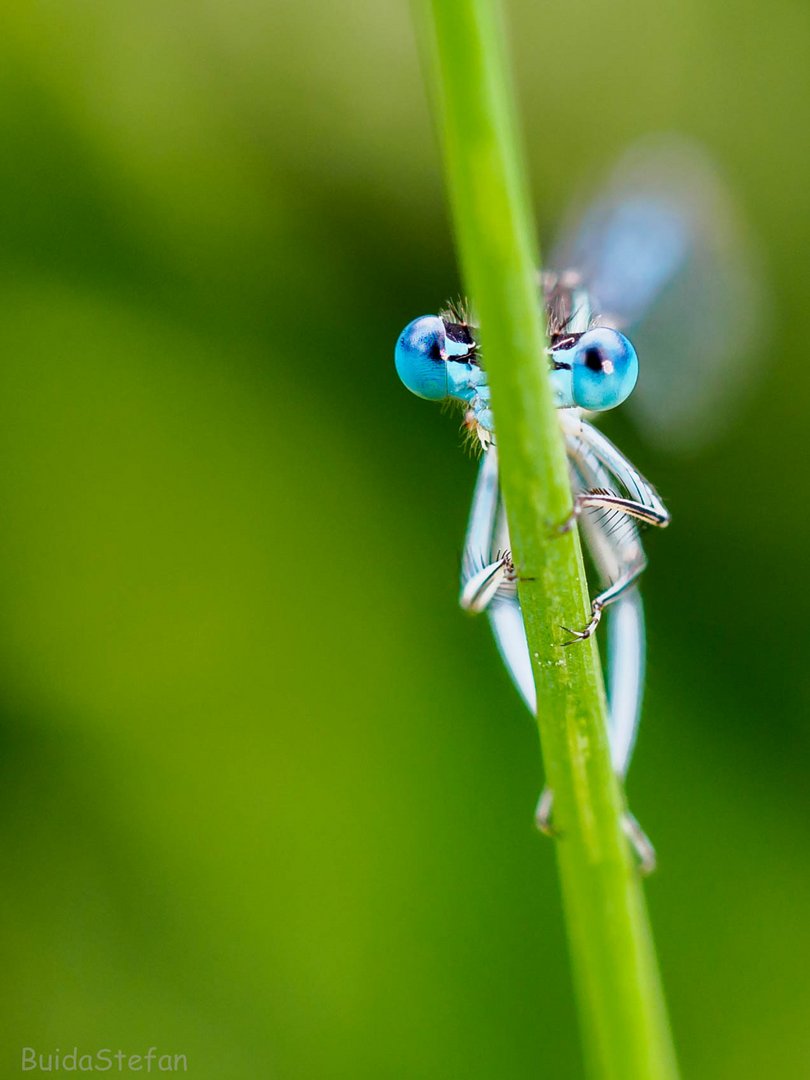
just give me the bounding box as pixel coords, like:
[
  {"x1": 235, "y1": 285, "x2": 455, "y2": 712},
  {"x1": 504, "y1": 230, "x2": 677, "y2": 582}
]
[
  {"x1": 394, "y1": 316, "x2": 449, "y2": 401},
  {"x1": 570, "y1": 327, "x2": 639, "y2": 411}
]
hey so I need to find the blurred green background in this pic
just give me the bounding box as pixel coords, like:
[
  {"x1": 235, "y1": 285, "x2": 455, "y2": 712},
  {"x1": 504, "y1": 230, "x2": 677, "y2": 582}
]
[{"x1": 0, "y1": 0, "x2": 807, "y2": 1077}]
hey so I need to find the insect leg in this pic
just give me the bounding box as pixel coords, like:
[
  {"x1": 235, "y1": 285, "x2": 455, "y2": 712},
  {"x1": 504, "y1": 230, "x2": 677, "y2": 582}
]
[
  {"x1": 459, "y1": 446, "x2": 516, "y2": 614},
  {"x1": 459, "y1": 445, "x2": 535, "y2": 712},
  {"x1": 566, "y1": 433, "x2": 648, "y2": 776},
  {"x1": 559, "y1": 411, "x2": 670, "y2": 528},
  {"x1": 560, "y1": 491, "x2": 669, "y2": 532},
  {"x1": 558, "y1": 561, "x2": 645, "y2": 645},
  {"x1": 557, "y1": 414, "x2": 665, "y2": 643}
]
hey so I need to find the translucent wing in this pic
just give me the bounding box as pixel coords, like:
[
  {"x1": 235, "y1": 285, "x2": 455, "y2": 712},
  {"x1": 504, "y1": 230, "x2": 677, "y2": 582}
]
[{"x1": 550, "y1": 134, "x2": 764, "y2": 453}]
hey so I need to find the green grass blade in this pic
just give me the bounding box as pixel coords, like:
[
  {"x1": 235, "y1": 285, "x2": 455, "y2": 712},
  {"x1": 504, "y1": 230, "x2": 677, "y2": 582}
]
[{"x1": 412, "y1": 2, "x2": 680, "y2": 1076}]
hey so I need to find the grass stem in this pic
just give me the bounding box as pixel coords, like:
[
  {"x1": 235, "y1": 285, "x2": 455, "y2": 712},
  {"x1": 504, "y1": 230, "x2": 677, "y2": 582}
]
[{"x1": 413, "y1": 3, "x2": 680, "y2": 1075}]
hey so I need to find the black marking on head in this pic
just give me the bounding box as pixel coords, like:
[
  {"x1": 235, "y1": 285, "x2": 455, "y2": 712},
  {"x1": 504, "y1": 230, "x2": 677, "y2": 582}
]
[
  {"x1": 444, "y1": 321, "x2": 475, "y2": 347},
  {"x1": 442, "y1": 318, "x2": 479, "y2": 366},
  {"x1": 550, "y1": 332, "x2": 582, "y2": 352},
  {"x1": 549, "y1": 332, "x2": 581, "y2": 370}
]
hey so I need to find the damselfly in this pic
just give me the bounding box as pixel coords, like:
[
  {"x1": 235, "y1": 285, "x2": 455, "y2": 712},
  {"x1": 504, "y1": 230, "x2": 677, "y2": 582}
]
[{"x1": 393, "y1": 136, "x2": 761, "y2": 871}]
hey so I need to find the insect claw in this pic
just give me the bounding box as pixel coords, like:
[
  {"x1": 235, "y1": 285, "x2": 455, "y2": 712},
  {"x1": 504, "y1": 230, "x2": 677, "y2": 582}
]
[
  {"x1": 622, "y1": 813, "x2": 657, "y2": 876},
  {"x1": 535, "y1": 788, "x2": 558, "y2": 836},
  {"x1": 554, "y1": 506, "x2": 579, "y2": 536},
  {"x1": 557, "y1": 624, "x2": 589, "y2": 647},
  {"x1": 556, "y1": 605, "x2": 603, "y2": 646}
]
